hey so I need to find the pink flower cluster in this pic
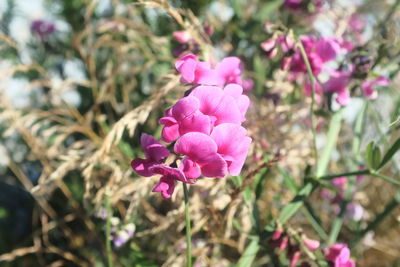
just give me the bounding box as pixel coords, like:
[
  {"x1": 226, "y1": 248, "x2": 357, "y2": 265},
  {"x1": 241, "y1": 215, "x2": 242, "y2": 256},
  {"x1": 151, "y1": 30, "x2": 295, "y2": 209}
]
[
  {"x1": 324, "y1": 243, "x2": 356, "y2": 267},
  {"x1": 271, "y1": 228, "x2": 355, "y2": 266},
  {"x1": 270, "y1": 228, "x2": 320, "y2": 267},
  {"x1": 131, "y1": 56, "x2": 252, "y2": 198},
  {"x1": 261, "y1": 33, "x2": 389, "y2": 105}
]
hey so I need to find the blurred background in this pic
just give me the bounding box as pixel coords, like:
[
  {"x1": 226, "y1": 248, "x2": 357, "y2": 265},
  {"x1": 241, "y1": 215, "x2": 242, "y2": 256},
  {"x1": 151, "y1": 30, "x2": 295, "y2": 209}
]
[{"x1": 0, "y1": 0, "x2": 399, "y2": 266}]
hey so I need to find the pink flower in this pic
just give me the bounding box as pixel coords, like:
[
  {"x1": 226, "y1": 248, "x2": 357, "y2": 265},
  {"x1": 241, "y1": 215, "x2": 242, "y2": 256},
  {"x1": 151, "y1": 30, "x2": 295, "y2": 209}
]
[
  {"x1": 175, "y1": 54, "x2": 245, "y2": 87},
  {"x1": 159, "y1": 84, "x2": 249, "y2": 142},
  {"x1": 31, "y1": 19, "x2": 55, "y2": 40},
  {"x1": 303, "y1": 237, "x2": 320, "y2": 251},
  {"x1": 315, "y1": 38, "x2": 341, "y2": 63},
  {"x1": 173, "y1": 30, "x2": 192, "y2": 44},
  {"x1": 324, "y1": 243, "x2": 356, "y2": 267},
  {"x1": 323, "y1": 70, "x2": 352, "y2": 106},
  {"x1": 131, "y1": 134, "x2": 169, "y2": 177},
  {"x1": 361, "y1": 76, "x2": 389, "y2": 99}
]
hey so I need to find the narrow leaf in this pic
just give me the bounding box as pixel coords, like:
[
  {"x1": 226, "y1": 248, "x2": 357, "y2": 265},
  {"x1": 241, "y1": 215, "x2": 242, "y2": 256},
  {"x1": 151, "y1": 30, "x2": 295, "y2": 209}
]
[{"x1": 378, "y1": 137, "x2": 400, "y2": 170}]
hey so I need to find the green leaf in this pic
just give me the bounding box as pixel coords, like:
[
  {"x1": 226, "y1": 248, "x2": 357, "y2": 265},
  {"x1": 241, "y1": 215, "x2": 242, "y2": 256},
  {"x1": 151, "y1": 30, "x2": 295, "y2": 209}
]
[
  {"x1": 378, "y1": 137, "x2": 400, "y2": 170},
  {"x1": 316, "y1": 109, "x2": 343, "y2": 177},
  {"x1": 365, "y1": 142, "x2": 382, "y2": 170},
  {"x1": 236, "y1": 238, "x2": 260, "y2": 267}
]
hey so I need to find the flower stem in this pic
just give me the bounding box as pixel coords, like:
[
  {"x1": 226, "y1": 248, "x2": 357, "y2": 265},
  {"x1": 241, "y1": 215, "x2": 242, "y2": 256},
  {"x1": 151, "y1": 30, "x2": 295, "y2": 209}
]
[
  {"x1": 297, "y1": 37, "x2": 319, "y2": 173},
  {"x1": 105, "y1": 188, "x2": 114, "y2": 267},
  {"x1": 183, "y1": 183, "x2": 192, "y2": 267}
]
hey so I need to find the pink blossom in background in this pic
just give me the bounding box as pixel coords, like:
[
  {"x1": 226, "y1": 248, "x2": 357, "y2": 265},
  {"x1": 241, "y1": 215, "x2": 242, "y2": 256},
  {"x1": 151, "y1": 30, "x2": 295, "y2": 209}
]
[
  {"x1": 283, "y1": 0, "x2": 324, "y2": 12},
  {"x1": 324, "y1": 243, "x2": 356, "y2": 267},
  {"x1": 173, "y1": 30, "x2": 192, "y2": 44},
  {"x1": 30, "y1": 19, "x2": 55, "y2": 40},
  {"x1": 323, "y1": 70, "x2": 352, "y2": 106},
  {"x1": 361, "y1": 76, "x2": 389, "y2": 99},
  {"x1": 304, "y1": 81, "x2": 323, "y2": 104},
  {"x1": 303, "y1": 237, "x2": 320, "y2": 251},
  {"x1": 131, "y1": 134, "x2": 170, "y2": 177}
]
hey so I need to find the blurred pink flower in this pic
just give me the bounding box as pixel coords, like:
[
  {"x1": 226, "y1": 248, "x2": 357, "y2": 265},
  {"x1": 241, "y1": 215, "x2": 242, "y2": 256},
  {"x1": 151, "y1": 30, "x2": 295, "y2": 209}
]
[
  {"x1": 361, "y1": 76, "x2": 389, "y2": 99},
  {"x1": 173, "y1": 30, "x2": 192, "y2": 44},
  {"x1": 323, "y1": 70, "x2": 352, "y2": 106},
  {"x1": 324, "y1": 243, "x2": 355, "y2": 267},
  {"x1": 30, "y1": 19, "x2": 55, "y2": 40},
  {"x1": 131, "y1": 134, "x2": 170, "y2": 177},
  {"x1": 303, "y1": 237, "x2": 320, "y2": 251}
]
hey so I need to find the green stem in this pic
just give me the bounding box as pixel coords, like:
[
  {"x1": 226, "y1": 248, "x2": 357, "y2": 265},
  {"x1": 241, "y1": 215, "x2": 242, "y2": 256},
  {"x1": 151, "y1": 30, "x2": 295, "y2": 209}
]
[
  {"x1": 297, "y1": 38, "x2": 319, "y2": 170},
  {"x1": 105, "y1": 189, "x2": 114, "y2": 267},
  {"x1": 370, "y1": 171, "x2": 400, "y2": 186},
  {"x1": 183, "y1": 183, "x2": 192, "y2": 267}
]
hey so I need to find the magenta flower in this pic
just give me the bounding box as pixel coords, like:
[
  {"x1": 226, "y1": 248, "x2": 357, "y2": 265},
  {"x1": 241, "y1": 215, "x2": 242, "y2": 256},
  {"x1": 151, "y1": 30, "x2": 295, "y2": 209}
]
[
  {"x1": 324, "y1": 243, "x2": 356, "y2": 267},
  {"x1": 131, "y1": 134, "x2": 170, "y2": 177},
  {"x1": 173, "y1": 30, "x2": 192, "y2": 44},
  {"x1": 303, "y1": 238, "x2": 320, "y2": 251},
  {"x1": 315, "y1": 38, "x2": 342, "y2": 63},
  {"x1": 323, "y1": 70, "x2": 352, "y2": 106},
  {"x1": 159, "y1": 84, "x2": 249, "y2": 142},
  {"x1": 30, "y1": 19, "x2": 55, "y2": 41},
  {"x1": 361, "y1": 76, "x2": 389, "y2": 99},
  {"x1": 175, "y1": 54, "x2": 245, "y2": 87}
]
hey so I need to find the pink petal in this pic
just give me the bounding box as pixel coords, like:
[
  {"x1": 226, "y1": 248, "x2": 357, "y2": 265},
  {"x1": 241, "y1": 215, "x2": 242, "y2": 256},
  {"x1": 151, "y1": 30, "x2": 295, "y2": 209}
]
[
  {"x1": 172, "y1": 30, "x2": 191, "y2": 44},
  {"x1": 149, "y1": 164, "x2": 194, "y2": 184},
  {"x1": 316, "y1": 38, "x2": 341, "y2": 62},
  {"x1": 140, "y1": 133, "x2": 169, "y2": 162},
  {"x1": 159, "y1": 117, "x2": 180, "y2": 143},
  {"x1": 210, "y1": 123, "x2": 252, "y2": 176},
  {"x1": 181, "y1": 158, "x2": 201, "y2": 179},
  {"x1": 152, "y1": 176, "x2": 175, "y2": 198},
  {"x1": 131, "y1": 158, "x2": 154, "y2": 177},
  {"x1": 174, "y1": 132, "x2": 227, "y2": 178},
  {"x1": 336, "y1": 89, "x2": 350, "y2": 106},
  {"x1": 179, "y1": 110, "x2": 212, "y2": 136},
  {"x1": 172, "y1": 96, "x2": 200, "y2": 121},
  {"x1": 190, "y1": 85, "x2": 224, "y2": 115},
  {"x1": 176, "y1": 54, "x2": 198, "y2": 83}
]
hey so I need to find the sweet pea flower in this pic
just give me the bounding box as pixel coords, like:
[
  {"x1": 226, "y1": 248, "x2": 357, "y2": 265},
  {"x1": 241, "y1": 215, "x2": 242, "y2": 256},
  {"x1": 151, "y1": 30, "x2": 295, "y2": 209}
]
[
  {"x1": 131, "y1": 134, "x2": 170, "y2": 177},
  {"x1": 159, "y1": 84, "x2": 249, "y2": 142},
  {"x1": 175, "y1": 54, "x2": 244, "y2": 87},
  {"x1": 315, "y1": 38, "x2": 342, "y2": 63},
  {"x1": 361, "y1": 76, "x2": 389, "y2": 99},
  {"x1": 303, "y1": 237, "x2": 320, "y2": 251},
  {"x1": 324, "y1": 243, "x2": 356, "y2": 267},
  {"x1": 323, "y1": 70, "x2": 352, "y2": 106}
]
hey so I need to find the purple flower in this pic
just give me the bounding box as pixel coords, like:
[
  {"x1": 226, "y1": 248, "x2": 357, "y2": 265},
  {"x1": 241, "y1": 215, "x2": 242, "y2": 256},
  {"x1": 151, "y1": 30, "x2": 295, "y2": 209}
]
[{"x1": 30, "y1": 20, "x2": 55, "y2": 40}]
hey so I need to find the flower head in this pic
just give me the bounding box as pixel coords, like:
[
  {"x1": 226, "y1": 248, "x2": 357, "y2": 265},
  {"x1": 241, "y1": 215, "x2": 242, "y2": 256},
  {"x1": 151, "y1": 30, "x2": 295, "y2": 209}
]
[{"x1": 324, "y1": 243, "x2": 355, "y2": 267}]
